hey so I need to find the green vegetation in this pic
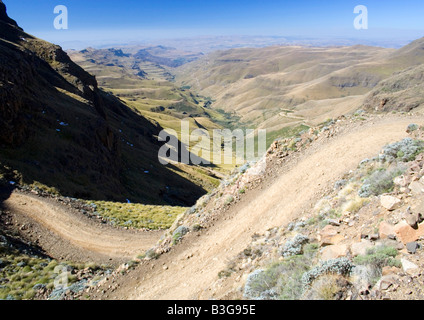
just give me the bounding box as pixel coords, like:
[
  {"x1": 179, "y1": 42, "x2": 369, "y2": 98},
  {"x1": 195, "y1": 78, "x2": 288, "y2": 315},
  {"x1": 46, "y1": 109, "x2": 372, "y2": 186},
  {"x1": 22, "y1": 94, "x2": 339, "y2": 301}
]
[
  {"x1": 354, "y1": 246, "x2": 401, "y2": 269},
  {"x1": 0, "y1": 240, "x2": 106, "y2": 300},
  {"x1": 265, "y1": 125, "x2": 309, "y2": 149},
  {"x1": 353, "y1": 245, "x2": 401, "y2": 285},
  {"x1": 86, "y1": 201, "x2": 188, "y2": 230},
  {"x1": 244, "y1": 243, "x2": 318, "y2": 300},
  {"x1": 359, "y1": 164, "x2": 406, "y2": 198}
]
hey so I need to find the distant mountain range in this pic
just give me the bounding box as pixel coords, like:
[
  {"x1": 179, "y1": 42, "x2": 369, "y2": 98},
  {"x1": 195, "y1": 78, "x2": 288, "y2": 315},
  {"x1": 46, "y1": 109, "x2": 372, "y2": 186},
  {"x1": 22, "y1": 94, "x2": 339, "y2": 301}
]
[{"x1": 175, "y1": 37, "x2": 424, "y2": 133}]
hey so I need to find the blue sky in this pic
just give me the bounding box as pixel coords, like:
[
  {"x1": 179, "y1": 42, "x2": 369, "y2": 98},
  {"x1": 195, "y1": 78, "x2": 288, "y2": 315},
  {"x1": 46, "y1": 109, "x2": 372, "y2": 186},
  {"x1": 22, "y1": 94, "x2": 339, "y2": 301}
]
[{"x1": 3, "y1": 0, "x2": 424, "y2": 48}]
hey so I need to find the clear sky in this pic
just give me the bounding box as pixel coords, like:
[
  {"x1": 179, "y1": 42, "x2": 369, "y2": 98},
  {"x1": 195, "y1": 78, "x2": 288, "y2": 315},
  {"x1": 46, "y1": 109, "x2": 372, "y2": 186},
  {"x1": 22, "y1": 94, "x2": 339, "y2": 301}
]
[{"x1": 3, "y1": 0, "x2": 424, "y2": 48}]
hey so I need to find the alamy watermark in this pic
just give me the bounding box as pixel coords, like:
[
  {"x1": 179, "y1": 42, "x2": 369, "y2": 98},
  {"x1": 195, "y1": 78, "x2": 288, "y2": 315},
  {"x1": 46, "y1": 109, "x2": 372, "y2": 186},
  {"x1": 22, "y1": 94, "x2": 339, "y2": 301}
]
[
  {"x1": 54, "y1": 5, "x2": 68, "y2": 29},
  {"x1": 52, "y1": 5, "x2": 369, "y2": 31},
  {"x1": 354, "y1": 5, "x2": 368, "y2": 30},
  {"x1": 53, "y1": 265, "x2": 69, "y2": 290}
]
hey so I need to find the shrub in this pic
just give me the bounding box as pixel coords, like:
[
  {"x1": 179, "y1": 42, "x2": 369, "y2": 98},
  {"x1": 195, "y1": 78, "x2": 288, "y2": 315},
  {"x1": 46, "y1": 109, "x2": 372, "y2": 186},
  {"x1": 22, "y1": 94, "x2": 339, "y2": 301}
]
[
  {"x1": 172, "y1": 226, "x2": 189, "y2": 244},
  {"x1": 225, "y1": 195, "x2": 234, "y2": 205},
  {"x1": 359, "y1": 164, "x2": 406, "y2": 198},
  {"x1": 301, "y1": 258, "x2": 353, "y2": 287},
  {"x1": 353, "y1": 246, "x2": 400, "y2": 270},
  {"x1": 244, "y1": 244, "x2": 318, "y2": 300},
  {"x1": 379, "y1": 138, "x2": 424, "y2": 163},
  {"x1": 302, "y1": 274, "x2": 351, "y2": 300},
  {"x1": 145, "y1": 249, "x2": 159, "y2": 260},
  {"x1": 353, "y1": 245, "x2": 401, "y2": 285},
  {"x1": 281, "y1": 234, "x2": 310, "y2": 257}
]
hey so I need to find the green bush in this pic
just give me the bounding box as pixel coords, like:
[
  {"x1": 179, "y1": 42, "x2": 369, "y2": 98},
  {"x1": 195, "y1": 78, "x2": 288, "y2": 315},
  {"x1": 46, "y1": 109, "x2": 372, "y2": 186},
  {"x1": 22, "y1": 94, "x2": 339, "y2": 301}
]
[
  {"x1": 359, "y1": 164, "x2": 406, "y2": 198},
  {"x1": 353, "y1": 245, "x2": 401, "y2": 269},
  {"x1": 244, "y1": 244, "x2": 318, "y2": 300},
  {"x1": 353, "y1": 245, "x2": 401, "y2": 286}
]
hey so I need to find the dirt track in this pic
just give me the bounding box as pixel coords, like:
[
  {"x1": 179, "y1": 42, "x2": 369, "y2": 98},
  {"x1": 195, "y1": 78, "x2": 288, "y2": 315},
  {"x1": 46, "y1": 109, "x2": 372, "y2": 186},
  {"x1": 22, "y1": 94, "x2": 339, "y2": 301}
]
[
  {"x1": 97, "y1": 115, "x2": 424, "y2": 299},
  {"x1": 1, "y1": 193, "x2": 162, "y2": 265},
  {"x1": 2, "y1": 115, "x2": 423, "y2": 298}
]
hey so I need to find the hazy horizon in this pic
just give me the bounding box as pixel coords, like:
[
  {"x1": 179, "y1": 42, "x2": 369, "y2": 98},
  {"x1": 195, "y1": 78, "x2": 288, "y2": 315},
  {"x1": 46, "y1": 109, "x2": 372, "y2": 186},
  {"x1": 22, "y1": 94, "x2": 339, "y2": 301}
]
[{"x1": 3, "y1": 0, "x2": 423, "y2": 50}]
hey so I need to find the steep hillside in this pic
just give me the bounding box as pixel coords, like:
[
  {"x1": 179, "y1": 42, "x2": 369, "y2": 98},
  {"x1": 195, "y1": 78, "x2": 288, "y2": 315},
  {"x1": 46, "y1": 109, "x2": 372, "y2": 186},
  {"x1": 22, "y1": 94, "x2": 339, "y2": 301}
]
[
  {"x1": 67, "y1": 47, "x2": 241, "y2": 175},
  {"x1": 0, "y1": 1, "x2": 206, "y2": 206},
  {"x1": 363, "y1": 63, "x2": 424, "y2": 113}
]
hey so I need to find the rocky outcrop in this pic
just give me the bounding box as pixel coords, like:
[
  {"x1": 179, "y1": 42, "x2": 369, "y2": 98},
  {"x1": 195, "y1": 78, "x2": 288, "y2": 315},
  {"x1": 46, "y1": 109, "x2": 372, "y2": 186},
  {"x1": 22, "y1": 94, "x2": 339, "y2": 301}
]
[{"x1": 0, "y1": 0, "x2": 19, "y2": 28}]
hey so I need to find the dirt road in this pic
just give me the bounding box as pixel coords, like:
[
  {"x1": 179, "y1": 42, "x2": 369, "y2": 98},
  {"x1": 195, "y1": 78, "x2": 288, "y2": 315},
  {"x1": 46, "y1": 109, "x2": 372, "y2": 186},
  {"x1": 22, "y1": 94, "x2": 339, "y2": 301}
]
[
  {"x1": 102, "y1": 115, "x2": 424, "y2": 299},
  {"x1": 2, "y1": 193, "x2": 162, "y2": 265}
]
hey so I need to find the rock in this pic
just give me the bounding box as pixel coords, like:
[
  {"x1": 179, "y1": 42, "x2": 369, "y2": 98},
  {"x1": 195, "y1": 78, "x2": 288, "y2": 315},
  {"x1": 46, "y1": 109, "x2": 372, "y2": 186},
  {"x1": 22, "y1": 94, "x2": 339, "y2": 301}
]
[
  {"x1": 403, "y1": 208, "x2": 422, "y2": 228},
  {"x1": 328, "y1": 219, "x2": 341, "y2": 227},
  {"x1": 377, "y1": 274, "x2": 399, "y2": 291},
  {"x1": 380, "y1": 195, "x2": 401, "y2": 211},
  {"x1": 406, "y1": 242, "x2": 420, "y2": 254},
  {"x1": 394, "y1": 221, "x2": 424, "y2": 244},
  {"x1": 369, "y1": 234, "x2": 380, "y2": 241},
  {"x1": 376, "y1": 238, "x2": 403, "y2": 250},
  {"x1": 351, "y1": 240, "x2": 374, "y2": 257},
  {"x1": 379, "y1": 221, "x2": 396, "y2": 239},
  {"x1": 401, "y1": 258, "x2": 420, "y2": 276},
  {"x1": 319, "y1": 225, "x2": 340, "y2": 246},
  {"x1": 394, "y1": 175, "x2": 411, "y2": 188},
  {"x1": 409, "y1": 181, "x2": 424, "y2": 195},
  {"x1": 382, "y1": 266, "x2": 401, "y2": 276},
  {"x1": 320, "y1": 244, "x2": 349, "y2": 260}
]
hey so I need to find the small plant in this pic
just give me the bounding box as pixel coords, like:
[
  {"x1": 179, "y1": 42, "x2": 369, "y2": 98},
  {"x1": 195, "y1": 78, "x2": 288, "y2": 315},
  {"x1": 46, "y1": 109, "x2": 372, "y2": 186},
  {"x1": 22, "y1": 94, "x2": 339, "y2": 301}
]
[
  {"x1": 353, "y1": 245, "x2": 401, "y2": 285},
  {"x1": 225, "y1": 195, "x2": 234, "y2": 205},
  {"x1": 359, "y1": 164, "x2": 406, "y2": 198},
  {"x1": 301, "y1": 258, "x2": 353, "y2": 287},
  {"x1": 380, "y1": 138, "x2": 424, "y2": 163},
  {"x1": 353, "y1": 246, "x2": 401, "y2": 269},
  {"x1": 145, "y1": 249, "x2": 160, "y2": 260},
  {"x1": 172, "y1": 226, "x2": 189, "y2": 244},
  {"x1": 192, "y1": 224, "x2": 203, "y2": 232},
  {"x1": 218, "y1": 270, "x2": 233, "y2": 279},
  {"x1": 281, "y1": 234, "x2": 310, "y2": 257},
  {"x1": 244, "y1": 244, "x2": 318, "y2": 300}
]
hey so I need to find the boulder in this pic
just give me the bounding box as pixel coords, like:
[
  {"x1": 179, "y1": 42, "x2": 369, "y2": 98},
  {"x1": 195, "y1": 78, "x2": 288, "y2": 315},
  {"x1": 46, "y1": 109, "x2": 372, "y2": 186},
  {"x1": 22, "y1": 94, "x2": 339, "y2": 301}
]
[
  {"x1": 394, "y1": 175, "x2": 411, "y2": 188},
  {"x1": 376, "y1": 274, "x2": 399, "y2": 291},
  {"x1": 319, "y1": 225, "x2": 341, "y2": 246},
  {"x1": 320, "y1": 244, "x2": 349, "y2": 261},
  {"x1": 403, "y1": 207, "x2": 423, "y2": 228},
  {"x1": 351, "y1": 240, "x2": 374, "y2": 257},
  {"x1": 394, "y1": 221, "x2": 424, "y2": 244},
  {"x1": 409, "y1": 181, "x2": 424, "y2": 195},
  {"x1": 401, "y1": 258, "x2": 420, "y2": 276},
  {"x1": 406, "y1": 242, "x2": 420, "y2": 254},
  {"x1": 380, "y1": 195, "x2": 401, "y2": 211},
  {"x1": 379, "y1": 221, "x2": 396, "y2": 239},
  {"x1": 382, "y1": 266, "x2": 401, "y2": 276}
]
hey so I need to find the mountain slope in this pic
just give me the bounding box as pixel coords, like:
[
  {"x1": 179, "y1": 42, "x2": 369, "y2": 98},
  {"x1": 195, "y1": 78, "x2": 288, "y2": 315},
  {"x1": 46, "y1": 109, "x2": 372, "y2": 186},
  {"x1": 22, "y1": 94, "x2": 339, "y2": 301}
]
[
  {"x1": 175, "y1": 39, "x2": 424, "y2": 133},
  {"x1": 0, "y1": 1, "x2": 206, "y2": 205},
  {"x1": 175, "y1": 45, "x2": 392, "y2": 127},
  {"x1": 363, "y1": 64, "x2": 424, "y2": 112}
]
